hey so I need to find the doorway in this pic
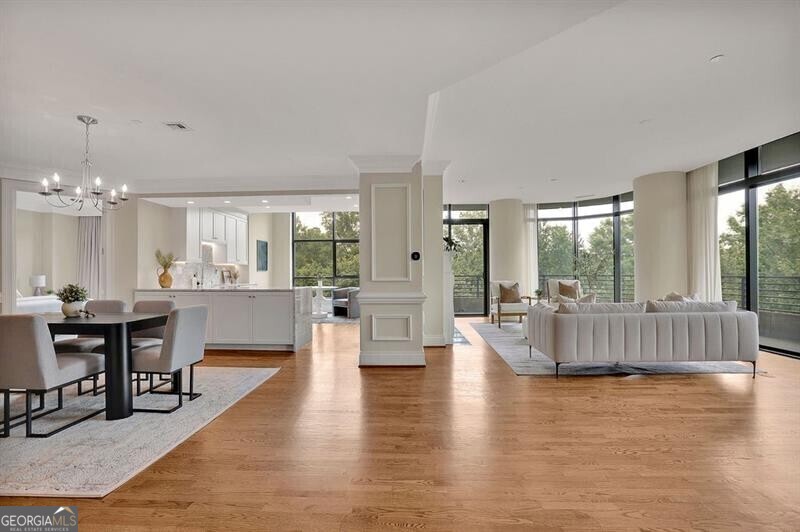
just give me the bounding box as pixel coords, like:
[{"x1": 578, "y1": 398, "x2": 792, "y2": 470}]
[{"x1": 443, "y1": 205, "x2": 489, "y2": 316}]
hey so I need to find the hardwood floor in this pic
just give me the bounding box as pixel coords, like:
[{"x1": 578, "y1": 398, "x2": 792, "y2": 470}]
[{"x1": 2, "y1": 318, "x2": 799, "y2": 531}]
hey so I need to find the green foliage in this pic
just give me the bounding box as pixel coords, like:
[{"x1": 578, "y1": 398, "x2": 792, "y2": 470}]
[
  {"x1": 155, "y1": 249, "x2": 176, "y2": 270},
  {"x1": 538, "y1": 215, "x2": 635, "y2": 297},
  {"x1": 449, "y1": 225, "x2": 484, "y2": 277},
  {"x1": 56, "y1": 283, "x2": 88, "y2": 304},
  {"x1": 443, "y1": 236, "x2": 461, "y2": 252},
  {"x1": 537, "y1": 221, "x2": 574, "y2": 277},
  {"x1": 720, "y1": 183, "x2": 800, "y2": 277},
  {"x1": 294, "y1": 212, "x2": 359, "y2": 284}
]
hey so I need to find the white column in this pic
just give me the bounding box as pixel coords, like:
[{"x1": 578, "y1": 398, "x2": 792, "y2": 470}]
[
  {"x1": 422, "y1": 161, "x2": 447, "y2": 346},
  {"x1": 633, "y1": 171, "x2": 688, "y2": 301},
  {"x1": 351, "y1": 155, "x2": 426, "y2": 366},
  {"x1": 489, "y1": 199, "x2": 525, "y2": 293}
]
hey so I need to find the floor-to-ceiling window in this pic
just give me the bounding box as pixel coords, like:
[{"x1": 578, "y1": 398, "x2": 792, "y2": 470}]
[
  {"x1": 536, "y1": 193, "x2": 633, "y2": 302},
  {"x1": 443, "y1": 205, "x2": 489, "y2": 315},
  {"x1": 717, "y1": 132, "x2": 800, "y2": 356},
  {"x1": 292, "y1": 211, "x2": 359, "y2": 287}
]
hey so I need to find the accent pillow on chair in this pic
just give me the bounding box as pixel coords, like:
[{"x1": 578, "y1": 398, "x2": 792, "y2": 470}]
[
  {"x1": 558, "y1": 281, "x2": 580, "y2": 300},
  {"x1": 499, "y1": 282, "x2": 523, "y2": 303}
]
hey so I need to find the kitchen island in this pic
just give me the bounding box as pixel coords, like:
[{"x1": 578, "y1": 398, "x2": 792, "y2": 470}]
[{"x1": 134, "y1": 287, "x2": 312, "y2": 351}]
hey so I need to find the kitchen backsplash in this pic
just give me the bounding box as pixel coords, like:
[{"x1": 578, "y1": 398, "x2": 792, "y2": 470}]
[{"x1": 171, "y1": 262, "x2": 245, "y2": 289}]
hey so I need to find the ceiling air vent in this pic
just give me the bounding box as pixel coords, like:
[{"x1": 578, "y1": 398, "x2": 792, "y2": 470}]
[{"x1": 164, "y1": 122, "x2": 191, "y2": 131}]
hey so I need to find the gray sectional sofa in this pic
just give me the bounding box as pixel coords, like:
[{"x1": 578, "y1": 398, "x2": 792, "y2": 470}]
[{"x1": 527, "y1": 301, "x2": 759, "y2": 377}]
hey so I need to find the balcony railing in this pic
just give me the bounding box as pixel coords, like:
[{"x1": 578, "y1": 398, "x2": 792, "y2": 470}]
[
  {"x1": 538, "y1": 274, "x2": 635, "y2": 302},
  {"x1": 722, "y1": 275, "x2": 800, "y2": 314},
  {"x1": 534, "y1": 273, "x2": 799, "y2": 314}
]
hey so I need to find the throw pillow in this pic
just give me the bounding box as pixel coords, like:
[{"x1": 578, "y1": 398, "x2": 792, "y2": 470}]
[
  {"x1": 664, "y1": 291, "x2": 701, "y2": 302},
  {"x1": 499, "y1": 282, "x2": 522, "y2": 303},
  {"x1": 557, "y1": 302, "x2": 646, "y2": 314},
  {"x1": 558, "y1": 281, "x2": 580, "y2": 300},
  {"x1": 646, "y1": 300, "x2": 738, "y2": 313}
]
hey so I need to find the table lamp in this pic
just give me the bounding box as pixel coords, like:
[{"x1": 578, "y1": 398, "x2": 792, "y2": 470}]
[{"x1": 30, "y1": 274, "x2": 46, "y2": 296}]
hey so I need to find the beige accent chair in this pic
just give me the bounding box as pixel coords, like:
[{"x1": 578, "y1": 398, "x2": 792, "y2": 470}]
[
  {"x1": 0, "y1": 315, "x2": 105, "y2": 437},
  {"x1": 490, "y1": 281, "x2": 532, "y2": 329},
  {"x1": 131, "y1": 299, "x2": 176, "y2": 350},
  {"x1": 132, "y1": 306, "x2": 208, "y2": 413}
]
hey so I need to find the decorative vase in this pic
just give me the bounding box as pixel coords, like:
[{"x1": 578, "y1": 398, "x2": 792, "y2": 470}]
[
  {"x1": 61, "y1": 301, "x2": 85, "y2": 318},
  {"x1": 158, "y1": 268, "x2": 173, "y2": 289}
]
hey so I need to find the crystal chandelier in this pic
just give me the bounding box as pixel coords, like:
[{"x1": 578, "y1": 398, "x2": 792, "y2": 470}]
[{"x1": 38, "y1": 115, "x2": 128, "y2": 211}]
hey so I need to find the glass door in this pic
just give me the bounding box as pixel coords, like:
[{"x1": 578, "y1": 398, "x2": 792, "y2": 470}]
[
  {"x1": 450, "y1": 224, "x2": 487, "y2": 315},
  {"x1": 757, "y1": 176, "x2": 800, "y2": 353},
  {"x1": 443, "y1": 205, "x2": 489, "y2": 316}
]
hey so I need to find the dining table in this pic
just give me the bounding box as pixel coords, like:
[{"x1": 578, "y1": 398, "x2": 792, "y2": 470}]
[{"x1": 43, "y1": 312, "x2": 169, "y2": 420}]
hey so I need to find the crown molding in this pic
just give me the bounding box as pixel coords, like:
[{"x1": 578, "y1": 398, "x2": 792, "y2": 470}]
[
  {"x1": 348, "y1": 154, "x2": 420, "y2": 174},
  {"x1": 422, "y1": 160, "x2": 450, "y2": 177}
]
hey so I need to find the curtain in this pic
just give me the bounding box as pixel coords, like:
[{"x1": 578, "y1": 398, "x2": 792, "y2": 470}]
[
  {"x1": 77, "y1": 216, "x2": 103, "y2": 298},
  {"x1": 523, "y1": 204, "x2": 539, "y2": 297},
  {"x1": 687, "y1": 162, "x2": 722, "y2": 301}
]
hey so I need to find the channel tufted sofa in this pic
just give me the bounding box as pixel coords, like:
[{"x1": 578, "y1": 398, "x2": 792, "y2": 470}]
[{"x1": 527, "y1": 302, "x2": 759, "y2": 377}]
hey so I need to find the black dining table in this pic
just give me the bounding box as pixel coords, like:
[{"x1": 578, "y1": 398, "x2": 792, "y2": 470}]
[{"x1": 43, "y1": 312, "x2": 169, "y2": 420}]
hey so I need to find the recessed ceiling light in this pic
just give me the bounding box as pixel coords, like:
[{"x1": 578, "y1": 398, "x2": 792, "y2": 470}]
[
  {"x1": 186, "y1": 200, "x2": 195, "y2": 204},
  {"x1": 709, "y1": 54, "x2": 724, "y2": 63},
  {"x1": 354, "y1": 204, "x2": 359, "y2": 208},
  {"x1": 265, "y1": 205, "x2": 271, "y2": 209},
  {"x1": 345, "y1": 196, "x2": 352, "y2": 200},
  {"x1": 223, "y1": 200, "x2": 231, "y2": 204},
  {"x1": 261, "y1": 199, "x2": 269, "y2": 203}
]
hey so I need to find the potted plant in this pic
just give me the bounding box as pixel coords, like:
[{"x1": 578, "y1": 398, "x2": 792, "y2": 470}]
[
  {"x1": 55, "y1": 283, "x2": 88, "y2": 317},
  {"x1": 534, "y1": 288, "x2": 544, "y2": 303},
  {"x1": 155, "y1": 249, "x2": 176, "y2": 288}
]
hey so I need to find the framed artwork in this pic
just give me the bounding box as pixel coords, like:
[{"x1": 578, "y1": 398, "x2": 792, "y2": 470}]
[{"x1": 257, "y1": 240, "x2": 268, "y2": 271}]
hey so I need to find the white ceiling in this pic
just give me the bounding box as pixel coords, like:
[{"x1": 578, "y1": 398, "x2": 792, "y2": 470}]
[
  {"x1": 1, "y1": 1, "x2": 798, "y2": 204},
  {"x1": 143, "y1": 193, "x2": 358, "y2": 214},
  {"x1": 0, "y1": 0, "x2": 615, "y2": 194},
  {"x1": 427, "y1": 0, "x2": 800, "y2": 202}
]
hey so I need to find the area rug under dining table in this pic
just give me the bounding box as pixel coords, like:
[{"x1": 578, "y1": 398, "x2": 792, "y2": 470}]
[
  {"x1": 0, "y1": 366, "x2": 278, "y2": 498},
  {"x1": 471, "y1": 322, "x2": 761, "y2": 376}
]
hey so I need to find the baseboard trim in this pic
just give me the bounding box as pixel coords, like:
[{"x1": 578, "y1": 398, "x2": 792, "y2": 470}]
[
  {"x1": 423, "y1": 335, "x2": 446, "y2": 347},
  {"x1": 359, "y1": 351, "x2": 426, "y2": 367}
]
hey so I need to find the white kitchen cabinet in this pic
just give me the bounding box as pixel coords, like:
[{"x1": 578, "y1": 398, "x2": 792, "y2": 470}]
[
  {"x1": 236, "y1": 218, "x2": 248, "y2": 265},
  {"x1": 201, "y1": 208, "x2": 214, "y2": 241},
  {"x1": 134, "y1": 288, "x2": 311, "y2": 350},
  {"x1": 212, "y1": 212, "x2": 226, "y2": 241},
  {"x1": 225, "y1": 216, "x2": 237, "y2": 263},
  {"x1": 210, "y1": 293, "x2": 252, "y2": 344},
  {"x1": 251, "y1": 292, "x2": 293, "y2": 344}
]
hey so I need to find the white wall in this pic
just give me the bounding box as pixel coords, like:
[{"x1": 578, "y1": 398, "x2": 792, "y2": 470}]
[
  {"x1": 246, "y1": 212, "x2": 292, "y2": 288},
  {"x1": 106, "y1": 195, "x2": 139, "y2": 305},
  {"x1": 269, "y1": 213, "x2": 292, "y2": 288},
  {"x1": 248, "y1": 213, "x2": 273, "y2": 287},
  {"x1": 423, "y1": 174, "x2": 444, "y2": 346},
  {"x1": 633, "y1": 171, "x2": 688, "y2": 301},
  {"x1": 137, "y1": 199, "x2": 187, "y2": 289},
  {"x1": 489, "y1": 199, "x2": 526, "y2": 293},
  {"x1": 15, "y1": 210, "x2": 79, "y2": 296}
]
